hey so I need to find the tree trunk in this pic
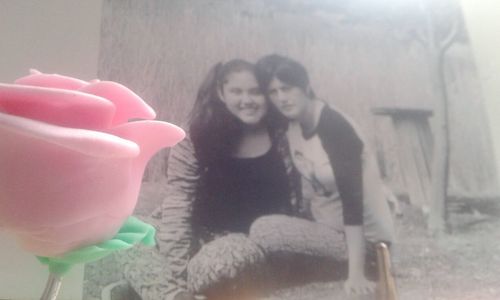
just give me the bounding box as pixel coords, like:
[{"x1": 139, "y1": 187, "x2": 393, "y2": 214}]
[
  {"x1": 418, "y1": 1, "x2": 455, "y2": 235},
  {"x1": 428, "y1": 53, "x2": 450, "y2": 235}
]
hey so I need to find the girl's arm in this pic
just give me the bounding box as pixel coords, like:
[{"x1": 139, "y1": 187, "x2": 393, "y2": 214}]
[
  {"x1": 158, "y1": 135, "x2": 201, "y2": 297},
  {"x1": 124, "y1": 135, "x2": 201, "y2": 300},
  {"x1": 316, "y1": 106, "x2": 374, "y2": 294}
]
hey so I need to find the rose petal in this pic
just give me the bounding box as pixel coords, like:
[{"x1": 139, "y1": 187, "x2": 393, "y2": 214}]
[
  {"x1": 79, "y1": 81, "x2": 156, "y2": 126},
  {"x1": 0, "y1": 83, "x2": 115, "y2": 130},
  {"x1": 0, "y1": 112, "x2": 139, "y2": 158},
  {"x1": 0, "y1": 112, "x2": 140, "y2": 232},
  {"x1": 15, "y1": 215, "x2": 124, "y2": 257},
  {"x1": 15, "y1": 70, "x2": 89, "y2": 90},
  {"x1": 106, "y1": 120, "x2": 185, "y2": 167}
]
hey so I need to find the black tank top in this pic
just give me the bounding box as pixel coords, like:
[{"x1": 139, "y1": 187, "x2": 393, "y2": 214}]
[{"x1": 196, "y1": 143, "x2": 291, "y2": 234}]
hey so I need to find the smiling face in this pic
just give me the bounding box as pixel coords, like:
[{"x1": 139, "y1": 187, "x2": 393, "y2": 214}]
[
  {"x1": 267, "y1": 77, "x2": 309, "y2": 121},
  {"x1": 219, "y1": 70, "x2": 267, "y2": 126}
]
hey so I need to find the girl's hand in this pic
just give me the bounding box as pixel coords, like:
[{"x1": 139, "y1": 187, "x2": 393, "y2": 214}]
[
  {"x1": 344, "y1": 275, "x2": 376, "y2": 295},
  {"x1": 344, "y1": 225, "x2": 375, "y2": 295},
  {"x1": 173, "y1": 291, "x2": 197, "y2": 300}
]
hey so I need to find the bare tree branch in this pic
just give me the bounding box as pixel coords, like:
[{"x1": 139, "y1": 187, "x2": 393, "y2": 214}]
[
  {"x1": 439, "y1": 16, "x2": 459, "y2": 52},
  {"x1": 414, "y1": 28, "x2": 428, "y2": 47},
  {"x1": 422, "y1": 2, "x2": 438, "y2": 52}
]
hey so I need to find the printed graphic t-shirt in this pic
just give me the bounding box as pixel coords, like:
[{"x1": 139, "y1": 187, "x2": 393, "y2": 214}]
[{"x1": 287, "y1": 103, "x2": 364, "y2": 228}]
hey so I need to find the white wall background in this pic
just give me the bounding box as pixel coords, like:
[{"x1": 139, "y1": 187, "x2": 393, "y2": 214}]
[
  {"x1": 0, "y1": 1, "x2": 102, "y2": 299},
  {"x1": 0, "y1": 0, "x2": 102, "y2": 82},
  {"x1": 461, "y1": 0, "x2": 500, "y2": 187}
]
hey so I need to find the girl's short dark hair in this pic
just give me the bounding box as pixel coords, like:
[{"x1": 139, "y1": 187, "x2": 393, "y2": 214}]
[{"x1": 255, "y1": 54, "x2": 315, "y2": 98}]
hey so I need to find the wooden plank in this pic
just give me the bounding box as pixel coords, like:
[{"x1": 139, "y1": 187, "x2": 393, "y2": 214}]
[
  {"x1": 393, "y1": 119, "x2": 424, "y2": 206},
  {"x1": 391, "y1": 118, "x2": 433, "y2": 211},
  {"x1": 372, "y1": 107, "x2": 433, "y2": 119}
]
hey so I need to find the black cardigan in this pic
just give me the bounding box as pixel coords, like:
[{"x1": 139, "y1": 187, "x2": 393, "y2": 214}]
[{"x1": 313, "y1": 105, "x2": 364, "y2": 225}]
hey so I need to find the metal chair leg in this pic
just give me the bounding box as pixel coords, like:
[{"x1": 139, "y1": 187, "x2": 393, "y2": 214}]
[{"x1": 375, "y1": 242, "x2": 398, "y2": 300}]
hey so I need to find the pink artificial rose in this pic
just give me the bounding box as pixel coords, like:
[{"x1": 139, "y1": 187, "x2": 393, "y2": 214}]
[{"x1": 0, "y1": 70, "x2": 185, "y2": 257}]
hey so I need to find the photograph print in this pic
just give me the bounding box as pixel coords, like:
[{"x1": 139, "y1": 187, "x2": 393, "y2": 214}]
[{"x1": 84, "y1": 1, "x2": 500, "y2": 300}]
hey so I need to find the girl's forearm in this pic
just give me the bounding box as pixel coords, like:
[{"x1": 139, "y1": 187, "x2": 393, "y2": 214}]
[{"x1": 344, "y1": 225, "x2": 366, "y2": 278}]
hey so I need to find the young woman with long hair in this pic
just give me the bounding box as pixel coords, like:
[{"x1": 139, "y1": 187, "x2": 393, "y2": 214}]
[{"x1": 123, "y1": 59, "x2": 303, "y2": 300}]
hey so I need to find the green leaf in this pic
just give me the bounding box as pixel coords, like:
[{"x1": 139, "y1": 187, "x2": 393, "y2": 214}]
[{"x1": 37, "y1": 216, "x2": 156, "y2": 275}]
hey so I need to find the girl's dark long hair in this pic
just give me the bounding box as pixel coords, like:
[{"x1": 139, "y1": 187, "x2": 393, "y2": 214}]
[{"x1": 189, "y1": 59, "x2": 286, "y2": 167}]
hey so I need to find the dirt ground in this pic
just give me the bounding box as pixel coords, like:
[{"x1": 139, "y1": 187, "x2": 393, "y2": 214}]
[
  {"x1": 84, "y1": 184, "x2": 500, "y2": 300},
  {"x1": 261, "y1": 203, "x2": 500, "y2": 300}
]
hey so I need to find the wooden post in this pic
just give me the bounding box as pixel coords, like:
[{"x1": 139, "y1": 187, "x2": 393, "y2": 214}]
[{"x1": 372, "y1": 107, "x2": 434, "y2": 213}]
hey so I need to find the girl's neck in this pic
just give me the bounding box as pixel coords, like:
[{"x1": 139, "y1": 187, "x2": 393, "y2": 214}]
[
  {"x1": 298, "y1": 99, "x2": 323, "y2": 135},
  {"x1": 241, "y1": 122, "x2": 267, "y2": 135},
  {"x1": 232, "y1": 123, "x2": 271, "y2": 158}
]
